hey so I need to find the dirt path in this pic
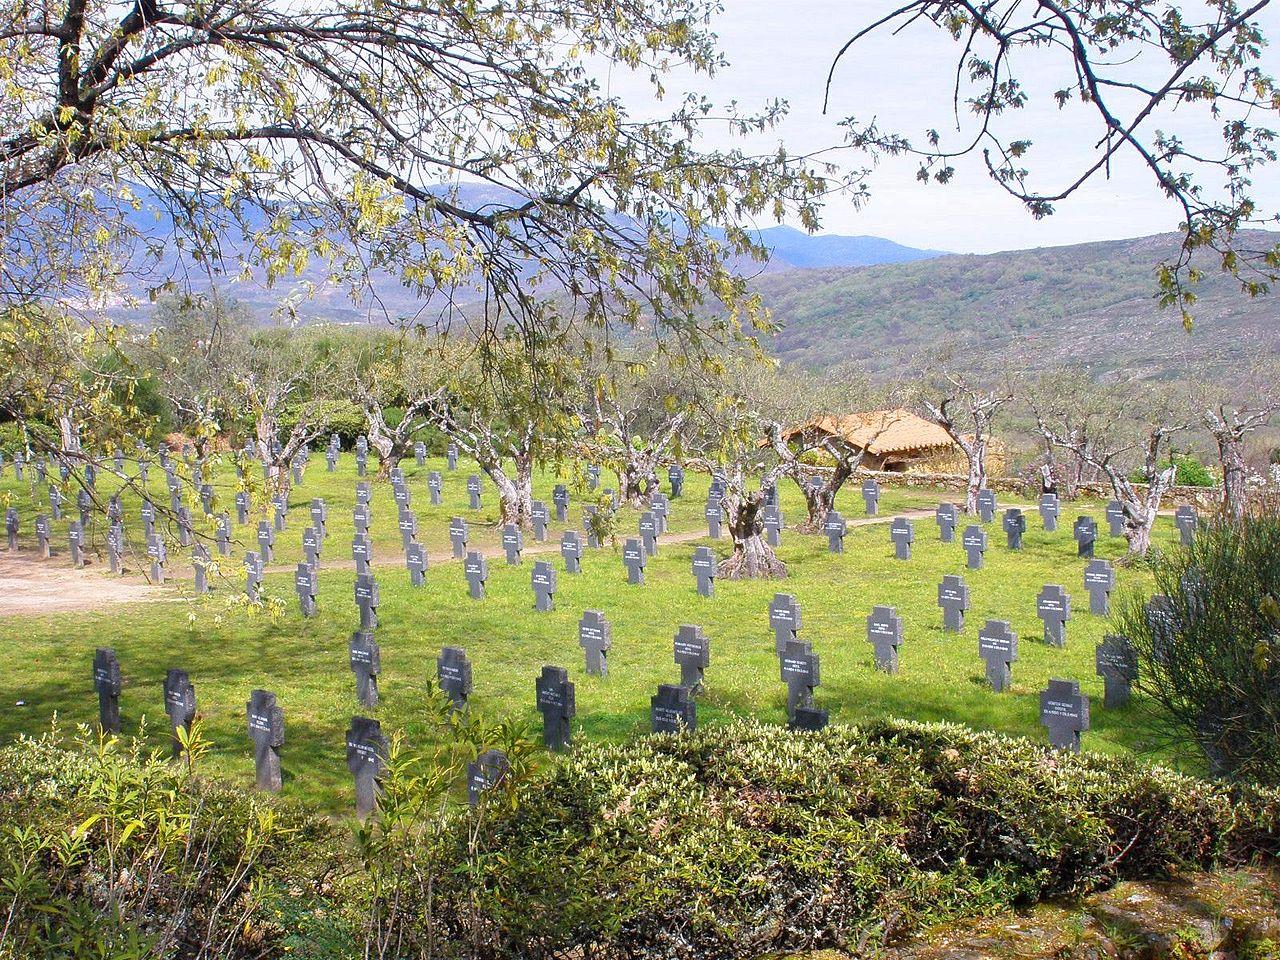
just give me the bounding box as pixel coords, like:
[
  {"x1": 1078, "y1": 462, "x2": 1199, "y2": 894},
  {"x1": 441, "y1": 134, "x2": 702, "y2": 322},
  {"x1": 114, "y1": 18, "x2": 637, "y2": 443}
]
[{"x1": 0, "y1": 509, "x2": 935, "y2": 618}]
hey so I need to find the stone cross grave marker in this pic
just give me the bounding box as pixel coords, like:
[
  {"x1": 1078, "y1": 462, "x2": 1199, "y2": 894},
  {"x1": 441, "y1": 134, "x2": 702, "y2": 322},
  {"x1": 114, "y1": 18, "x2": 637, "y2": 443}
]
[
  {"x1": 437, "y1": 646, "x2": 473, "y2": 710},
  {"x1": 1039, "y1": 679, "x2": 1090, "y2": 752},
  {"x1": 762, "y1": 504, "x2": 782, "y2": 547},
  {"x1": 582, "y1": 505, "x2": 600, "y2": 547},
  {"x1": 669, "y1": 463, "x2": 685, "y2": 497},
  {"x1": 862, "y1": 478, "x2": 880, "y2": 516},
  {"x1": 531, "y1": 560, "x2": 557, "y2": 611},
  {"x1": 355, "y1": 481, "x2": 371, "y2": 506},
  {"x1": 177, "y1": 506, "x2": 193, "y2": 547},
  {"x1": 346, "y1": 716, "x2": 387, "y2": 819},
  {"x1": 1039, "y1": 493, "x2": 1060, "y2": 531},
  {"x1": 710, "y1": 472, "x2": 726, "y2": 499},
  {"x1": 4, "y1": 507, "x2": 16, "y2": 551},
  {"x1": 1175, "y1": 505, "x2": 1198, "y2": 546},
  {"x1": 302, "y1": 526, "x2": 321, "y2": 568},
  {"x1": 466, "y1": 749, "x2": 510, "y2": 807},
  {"x1": 405, "y1": 542, "x2": 427, "y2": 587},
  {"x1": 349, "y1": 631, "x2": 380, "y2": 707},
  {"x1": 938, "y1": 574, "x2": 970, "y2": 632},
  {"x1": 326, "y1": 446, "x2": 337, "y2": 472},
  {"x1": 1084, "y1": 559, "x2": 1116, "y2": 616},
  {"x1": 769, "y1": 593, "x2": 802, "y2": 656},
  {"x1": 449, "y1": 517, "x2": 468, "y2": 558},
  {"x1": 890, "y1": 516, "x2": 914, "y2": 560},
  {"x1": 107, "y1": 523, "x2": 124, "y2": 574},
  {"x1": 502, "y1": 523, "x2": 523, "y2": 564},
  {"x1": 623, "y1": 538, "x2": 646, "y2": 585},
  {"x1": 553, "y1": 484, "x2": 569, "y2": 521},
  {"x1": 163, "y1": 668, "x2": 196, "y2": 759},
  {"x1": 780, "y1": 639, "x2": 820, "y2": 722},
  {"x1": 651, "y1": 683, "x2": 696, "y2": 733},
  {"x1": 704, "y1": 499, "x2": 722, "y2": 539},
  {"x1": 352, "y1": 533, "x2": 372, "y2": 576},
  {"x1": 1037, "y1": 584, "x2": 1071, "y2": 648},
  {"x1": 531, "y1": 500, "x2": 549, "y2": 541},
  {"x1": 587, "y1": 464, "x2": 600, "y2": 490},
  {"x1": 639, "y1": 511, "x2": 658, "y2": 555},
  {"x1": 94, "y1": 647, "x2": 122, "y2": 733},
  {"x1": 1105, "y1": 500, "x2": 1125, "y2": 537},
  {"x1": 257, "y1": 520, "x2": 275, "y2": 563},
  {"x1": 978, "y1": 620, "x2": 1018, "y2": 692},
  {"x1": 427, "y1": 471, "x2": 443, "y2": 506},
  {"x1": 295, "y1": 563, "x2": 317, "y2": 616},
  {"x1": 192, "y1": 543, "x2": 211, "y2": 595},
  {"x1": 467, "y1": 475, "x2": 482, "y2": 510},
  {"x1": 867, "y1": 605, "x2": 903, "y2": 674},
  {"x1": 962, "y1": 525, "x2": 987, "y2": 569},
  {"x1": 561, "y1": 530, "x2": 583, "y2": 573},
  {"x1": 234, "y1": 491, "x2": 248, "y2": 525},
  {"x1": 309, "y1": 499, "x2": 327, "y2": 542},
  {"x1": 1096, "y1": 635, "x2": 1138, "y2": 708},
  {"x1": 216, "y1": 512, "x2": 231, "y2": 556},
  {"x1": 200, "y1": 483, "x2": 214, "y2": 515},
  {"x1": 447, "y1": 443, "x2": 458, "y2": 470},
  {"x1": 355, "y1": 573, "x2": 379, "y2": 630},
  {"x1": 464, "y1": 551, "x2": 488, "y2": 600},
  {"x1": 977, "y1": 488, "x2": 997, "y2": 522},
  {"x1": 76, "y1": 488, "x2": 92, "y2": 527},
  {"x1": 146, "y1": 534, "x2": 167, "y2": 583},
  {"x1": 1003, "y1": 508, "x2": 1026, "y2": 550},
  {"x1": 578, "y1": 610, "x2": 612, "y2": 676},
  {"x1": 352, "y1": 501, "x2": 371, "y2": 536},
  {"x1": 414, "y1": 440, "x2": 426, "y2": 466},
  {"x1": 1074, "y1": 515, "x2": 1097, "y2": 558},
  {"x1": 674, "y1": 624, "x2": 710, "y2": 691},
  {"x1": 690, "y1": 545, "x2": 716, "y2": 596},
  {"x1": 247, "y1": 690, "x2": 284, "y2": 792},
  {"x1": 392, "y1": 479, "x2": 410, "y2": 511},
  {"x1": 652, "y1": 492, "x2": 670, "y2": 533},
  {"x1": 355, "y1": 448, "x2": 368, "y2": 478},
  {"x1": 35, "y1": 514, "x2": 50, "y2": 558},
  {"x1": 273, "y1": 494, "x2": 290, "y2": 531},
  {"x1": 536, "y1": 665, "x2": 575, "y2": 751},
  {"x1": 397, "y1": 507, "x2": 417, "y2": 552},
  {"x1": 244, "y1": 551, "x2": 263, "y2": 602},
  {"x1": 49, "y1": 486, "x2": 63, "y2": 521},
  {"x1": 825, "y1": 510, "x2": 846, "y2": 553}
]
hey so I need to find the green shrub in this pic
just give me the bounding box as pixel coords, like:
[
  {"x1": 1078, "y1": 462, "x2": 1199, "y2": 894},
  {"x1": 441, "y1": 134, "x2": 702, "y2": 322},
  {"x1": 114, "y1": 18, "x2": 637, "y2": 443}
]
[
  {"x1": 0, "y1": 420, "x2": 57, "y2": 456},
  {"x1": 1130, "y1": 454, "x2": 1216, "y2": 487}
]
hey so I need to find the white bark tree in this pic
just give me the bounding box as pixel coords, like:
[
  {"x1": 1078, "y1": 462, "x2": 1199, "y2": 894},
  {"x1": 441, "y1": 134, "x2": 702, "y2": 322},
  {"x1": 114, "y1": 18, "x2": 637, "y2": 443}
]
[{"x1": 920, "y1": 373, "x2": 1014, "y2": 514}]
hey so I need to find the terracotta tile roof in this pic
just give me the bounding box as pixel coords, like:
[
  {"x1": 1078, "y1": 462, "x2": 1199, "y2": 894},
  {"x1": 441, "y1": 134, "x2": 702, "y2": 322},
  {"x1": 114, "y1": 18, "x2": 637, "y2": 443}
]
[{"x1": 785, "y1": 409, "x2": 956, "y2": 456}]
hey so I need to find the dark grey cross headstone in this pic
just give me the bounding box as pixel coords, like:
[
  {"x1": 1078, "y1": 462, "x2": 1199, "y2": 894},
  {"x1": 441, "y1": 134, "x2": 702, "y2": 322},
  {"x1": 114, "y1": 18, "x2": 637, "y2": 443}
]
[
  {"x1": 1037, "y1": 584, "x2": 1071, "y2": 648},
  {"x1": 3, "y1": 508, "x2": 16, "y2": 551},
  {"x1": 346, "y1": 717, "x2": 387, "y2": 819},
  {"x1": 397, "y1": 508, "x2": 417, "y2": 551},
  {"x1": 163, "y1": 668, "x2": 196, "y2": 759},
  {"x1": 1105, "y1": 500, "x2": 1125, "y2": 537},
  {"x1": 352, "y1": 502, "x2": 371, "y2": 536},
  {"x1": 84, "y1": 463, "x2": 96, "y2": 488},
  {"x1": 978, "y1": 619, "x2": 1018, "y2": 692},
  {"x1": 587, "y1": 464, "x2": 600, "y2": 490},
  {"x1": 216, "y1": 512, "x2": 231, "y2": 556},
  {"x1": 862, "y1": 478, "x2": 880, "y2": 516},
  {"x1": 445, "y1": 443, "x2": 458, "y2": 470},
  {"x1": 583, "y1": 505, "x2": 600, "y2": 548},
  {"x1": 355, "y1": 481, "x2": 371, "y2": 506},
  {"x1": 436, "y1": 646, "x2": 473, "y2": 710},
  {"x1": 414, "y1": 441, "x2": 426, "y2": 466},
  {"x1": 780, "y1": 638, "x2": 820, "y2": 722},
  {"x1": 302, "y1": 526, "x2": 321, "y2": 568},
  {"x1": 176, "y1": 506, "x2": 194, "y2": 547},
  {"x1": 326, "y1": 447, "x2": 338, "y2": 472},
  {"x1": 309, "y1": 498, "x2": 327, "y2": 541},
  {"x1": 49, "y1": 486, "x2": 64, "y2": 521},
  {"x1": 977, "y1": 488, "x2": 997, "y2": 523},
  {"x1": 1039, "y1": 493, "x2": 1060, "y2": 531},
  {"x1": 502, "y1": 524, "x2": 523, "y2": 565},
  {"x1": 1074, "y1": 515, "x2": 1097, "y2": 558},
  {"x1": 1175, "y1": 505, "x2": 1198, "y2": 546},
  {"x1": 769, "y1": 593, "x2": 802, "y2": 655},
  {"x1": 938, "y1": 574, "x2": 969, "y2": 632},
  {"x1": 762, "y1": 504, "x2": 782, "y2": 547},
  {"x1": 257, "y1": 520, "x2": 275, "y2": 563},
  {"x1": 890, "y1": 517, "x2": 914, "y2": 560},
  {"x1": 1096, "y1": 635, "x2": 1138, "y2": 708},
  {"x1": 623, "y1": 538, "x2": 646, "y2": 585},
  {"x1": 674, "y1": 624, "x2": 710, "y2": 690},
  {"x1": 668, "y1": 463, "x2": 685, "y2": 498},
  {"x1": 428, "y1": 471, "x2": 443, "y2": 505},
  {"x1": 639, "y1": 511, "x2": 659, "y2": 555},
  {"x1": 710, "y1": 473, "x2": 727, "y2": 499},
  {"x1": 235, "y1": 491, "x2": 248, "y2": 524},
  {"x1": 295, "y1": 563, "x2": 317, "y2": 616},
  {"x1": 77, "y1": 489, "x2": 93, "y2": 527},
  {"x1": 553, "y1": 483, "x2": 569, "y2": 521},
  {"x1": 94, "y1": 647, "x2": 122, "y2": 733},
  {"x1": 687, "y1": 545, "x2": 714, "y2": 596},
  {"x1": 352, "y1": 533, "x2": 373, "y2": 576},
  {"x1": 192, "y1": 544, "x2": 211, "y2": 595},
  {"x1": 531, "y1": 500, "x2": 549, "y2": 541},
  {"x1": 651, "y1": 683, "x2": 696, "y2": 733},
  {"x1": 962, "y1": 525, "x2": 987, "y2": 569},
  {"x1": 449, "y1": 517, "x2": 468, "y2": 558},
  {"x1": 200, "y1": 483, "x2": 215, "y2": 515},
  {"x1": 531, "y1": 560, "x2": 557, "y2": 611},
  {"x1": 1084, "y1": 559, "x2": 1116, "y2": 616},
  {"x1": 704, "y1": 499, "x2": 722, "y2": 539},
  {"x1": 405, "y1": 542, "x2": 427, "y2": 586},
  {"x1": 467, "y1": 474, "x2": 482, "y2": 510},
  {"x1": 1002, "y1": 508, "x2": 1026, "y2": 549},
  {"x1": 11, "y1": 453, "x2": 21, "y2": 481},
  {"x1": 392, "y1": 480, "x2": 410, "y2": 511},
  {"x1": 355, "y1": 450, "x2": 368, "y2": 477},
  {"x1": 35, "y1": 514, "x2": 50, "y2": 558},
  {"x1": 466, "y1": 749, "x2": 510, "y2": 807},
  {"x1": 247, "y1": 689, "x2": 284, "y2": 792},
  {"x1": 651, "y1": 492, "x2": 670, "y2": 534},
  {"x1": 107, "y1": 523, "x2": 124, "y2": 574},
  {"x1": 824, "y1": 510, "x2": 846, "y2": 553},
  {"x1": 1039, "y1": 678, "x2": 1090, "y2": 752},
  {"x1": 867, "y1": 605, "x2": 903, "y2": 673},
  {"x1": 578, "y1": 610, "x2": 612, "y2": 676},
  {"x1": 561, "y1": 530, "x2": 583, "y2": 573},
  {"x1": 244, "y1": 551, "x2": 263, "y2": 601},
  {"x1": 354, "y1": 573, "x2": 379, "y2": 630},
  {"x1": 145, "y1": 532, "x2": 168, "y2": 582},
  {"x1": 349, "y1": 631, "x2": 380, "y2": 707},
  {"x1": 535, "y1": 665, "x2": 575, "y2": 751},
  {"x1": 464, "y1": 551, "x2": 488, "y2": 600}
]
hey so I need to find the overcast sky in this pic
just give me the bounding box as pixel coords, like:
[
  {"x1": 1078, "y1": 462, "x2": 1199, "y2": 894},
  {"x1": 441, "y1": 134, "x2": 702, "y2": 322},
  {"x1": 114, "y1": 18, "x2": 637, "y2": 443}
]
[{"x1": 605, "y1": 0, "x2": 1280, "y2": 255}]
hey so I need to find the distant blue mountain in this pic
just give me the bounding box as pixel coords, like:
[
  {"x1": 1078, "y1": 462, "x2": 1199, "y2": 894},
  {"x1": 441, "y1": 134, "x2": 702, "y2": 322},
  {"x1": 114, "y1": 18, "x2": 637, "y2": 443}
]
[{"x1": 750, "y1": 224, "x2": 945, "y2": 268}]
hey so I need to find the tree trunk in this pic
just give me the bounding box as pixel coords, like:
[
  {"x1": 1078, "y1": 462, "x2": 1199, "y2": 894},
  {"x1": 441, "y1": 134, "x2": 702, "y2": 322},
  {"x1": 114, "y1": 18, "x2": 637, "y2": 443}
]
[
  {"x1": 964, "y1": 449, "x2": 984, "y2": 514},
  {"x1": 58, "y1": 414, "x2": 78, "y2": 453},
  {"x1": 1120, "y1": 467, "x2": 1174, "y2": 557},
  {"x1": 718, "y1": 491, "x2": 786, "y2": 579},
  {"x1": 1217, "y1": 432, "x2": 1247, "y2": 521},
  {"x1": 488, "y1": 455, "x2": 534, "y2": 527},
  {"x1": 618, "y1": 452, "x2": 658, "y2": 507},
  {"x1": 795, "y1": 460, "x2": 850, "y2": 533}
]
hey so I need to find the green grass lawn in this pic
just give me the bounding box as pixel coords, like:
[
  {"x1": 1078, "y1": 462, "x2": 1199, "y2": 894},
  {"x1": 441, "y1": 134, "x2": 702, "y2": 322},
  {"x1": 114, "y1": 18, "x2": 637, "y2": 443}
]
[{"x1": 0, "y1": 454, "x2": 1180, "y2": 814}]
